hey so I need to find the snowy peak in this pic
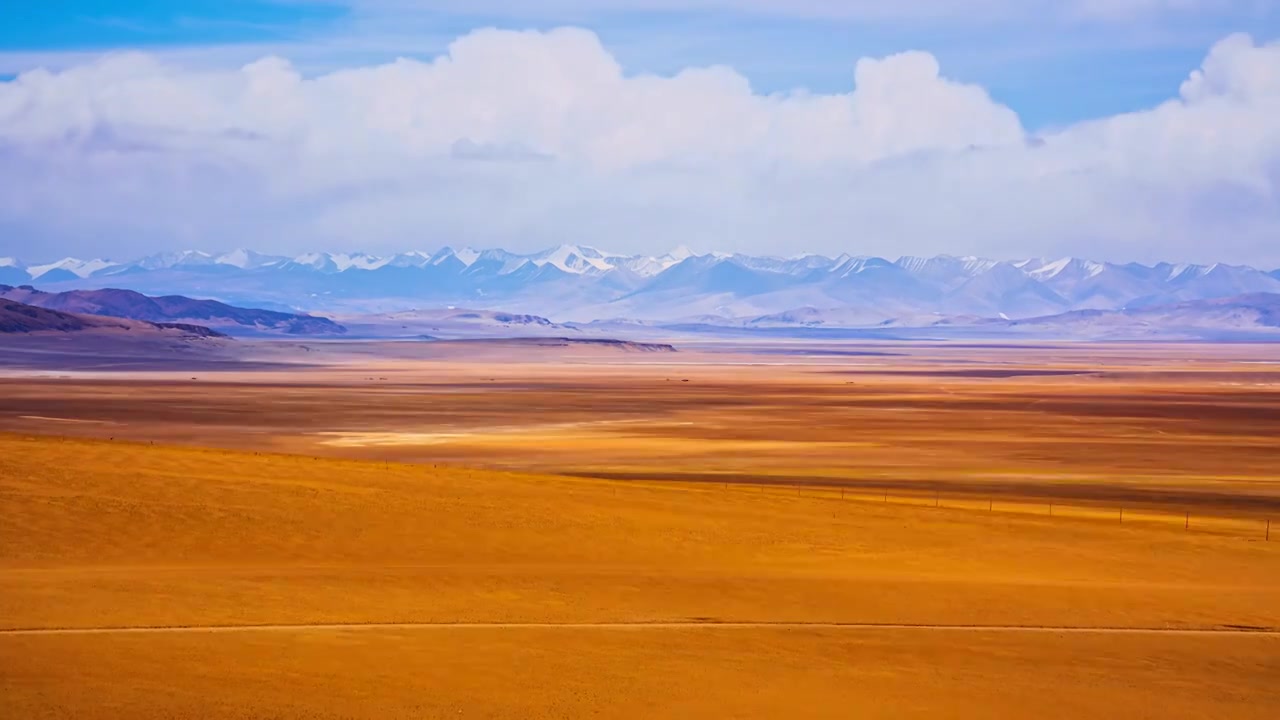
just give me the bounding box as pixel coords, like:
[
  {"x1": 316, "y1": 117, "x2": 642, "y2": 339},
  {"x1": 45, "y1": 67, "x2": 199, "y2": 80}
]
[
  {"x1": 570, "y1": 245, "x2": 613, "y2": 261},
  {"x1": 1029, "y1": 257, "x2": 1105, "y2": 281},
  {"x1": 24, "y1": 259, "x2": 70, "y2": 279},
  {"x1": 666, "y1": 245, "x2": 695, "y2": 262},
  {"x1": 734, "y1": 254, "x2": 835, "y2": 275},
  {"x1": 428, "y1": 246, "x2": 481, "y2": 268},
  {"x1": 831, "y1": 256, "x2": 895, "y2": 278},
  {"x1": 1165, "y1": 263, "x2": 1209, "y2": 282},
  {"x1": 613, "y1": 246, "x2": 700, "y2": 277},
  {"x1": 214, "y1": 248, "x2": 285, "y2": 270},
  {"x1": 894, "y1": 256, "x2": 932, "y2": 274},
  {"x1": 466, "y1": 248, "x2": 529, "y2": 275},
  {"x1": 215, "y1": 249, "x2": 253, "y2": 269},
  {"x1": 135, "y1": 250, "x2": 215, "y2": 270},
  {"x1": 530, "y1": 244, "x2": 615, "y2": 273},
  {"x1": 290, "y1": 252, "x2": 339, "y2": 272},
  {"x1": 896, "y1": 255, "x2": 998, "y2": 278},
  {"x1": 169, "y1": 250, "x2": 216, "y2": 268},
  {"x1": 27, "y1": 257, "x2": 117, "y2": 279},
  {"x1": 336, "y1": 253, "x2": 389, "y2": 271},
  {"x1": 384, "y1": 251, "x2": 433, "y2": 269}
]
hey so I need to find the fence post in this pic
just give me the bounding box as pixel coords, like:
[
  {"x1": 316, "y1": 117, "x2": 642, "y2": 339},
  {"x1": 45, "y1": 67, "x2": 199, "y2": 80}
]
[
  {"x1": 1049, "y1": 502, "x2": 1053, "y2": 517},
  {"x1": 935, "y1": 491, "x2": 939, "y2": 508},
  {"x1": 841, "y1": 488, "x2": 845, "y2": 500},
  {"x1": 1267, "y1": 519, "x2": 1271, "y2": 541},
  {"x1": 1119, "y1": 507, "x2": 1124, "y2": 523},
  {"x1": 989, "y1": 499, "x2": 993, "y2": 513},
  {"x1": 1185, "y1": 512, "x2": 1189, "y2": 530}
]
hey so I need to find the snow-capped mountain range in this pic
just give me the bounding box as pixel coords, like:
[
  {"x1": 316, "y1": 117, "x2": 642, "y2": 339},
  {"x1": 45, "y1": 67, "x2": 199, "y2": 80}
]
[{"x1": 2, "y1": 245, "x2": 1279, "y2": 325}]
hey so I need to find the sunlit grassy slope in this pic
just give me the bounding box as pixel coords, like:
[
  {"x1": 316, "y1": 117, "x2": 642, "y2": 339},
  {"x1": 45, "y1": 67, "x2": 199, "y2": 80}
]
[{"x1": 1, "y1": 433, "x2": 1278, "y2": 718}]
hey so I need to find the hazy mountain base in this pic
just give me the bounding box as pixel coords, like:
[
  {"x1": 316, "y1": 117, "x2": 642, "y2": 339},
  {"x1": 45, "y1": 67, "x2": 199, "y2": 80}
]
[{"x1": 570, "y1": 293, "x2": 1280, "y2": 343}]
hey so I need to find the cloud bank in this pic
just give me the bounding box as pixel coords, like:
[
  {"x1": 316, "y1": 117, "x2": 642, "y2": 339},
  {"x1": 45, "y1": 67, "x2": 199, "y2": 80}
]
[
  {"x1": 0, "y1": 28, "x2": 1277, "y2": 264},
  {"x1": 344, "y1": 0, "x2": 1262, "y2": 23}
]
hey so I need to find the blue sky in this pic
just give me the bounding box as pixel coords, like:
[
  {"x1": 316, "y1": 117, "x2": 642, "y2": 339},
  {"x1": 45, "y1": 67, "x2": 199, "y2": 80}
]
[
  {"x1": 4, "y1": 0, "x2": 1278, "y2": 129},
  {"x1": 0, "y1": 1, "x2": 344, "y2": 48}
]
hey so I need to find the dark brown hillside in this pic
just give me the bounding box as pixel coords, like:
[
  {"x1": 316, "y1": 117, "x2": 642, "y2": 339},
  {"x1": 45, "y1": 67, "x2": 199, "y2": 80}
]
[
  {"x1": 0, "y1": 285, "x2": 343, "y2": 335},
  {"x1": 0, "y1": 299, "x2": 225, "y2": 337}
]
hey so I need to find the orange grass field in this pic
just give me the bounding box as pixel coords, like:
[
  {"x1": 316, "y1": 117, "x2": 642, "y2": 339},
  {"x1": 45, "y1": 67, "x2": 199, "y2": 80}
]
[{"x1": 1, "y1": 342, "x2": 1279, "y2": 717}]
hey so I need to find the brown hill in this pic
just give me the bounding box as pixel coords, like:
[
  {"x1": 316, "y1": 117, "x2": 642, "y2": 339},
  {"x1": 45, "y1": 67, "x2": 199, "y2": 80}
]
[
  {"x1": 0, "y1": 299, "x2": 224, "y2": 337},
  {"x1": 0, "y1": 285, "x2": 343, "y2": 336}
]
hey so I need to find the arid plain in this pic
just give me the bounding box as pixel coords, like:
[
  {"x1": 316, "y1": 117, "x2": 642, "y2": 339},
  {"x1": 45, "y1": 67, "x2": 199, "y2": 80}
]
[{"x1": 2, "y1": 340, "x2": 1279, "y2": 718}]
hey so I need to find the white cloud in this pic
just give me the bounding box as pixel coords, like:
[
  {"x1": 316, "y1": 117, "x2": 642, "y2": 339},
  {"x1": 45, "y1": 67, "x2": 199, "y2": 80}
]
[
  {"x1": 0, "y1": 28, "x2": 1277, "y2": 265},
  {"x1": 347, "y1": 0, "x2": 1260, "y2": 23}
]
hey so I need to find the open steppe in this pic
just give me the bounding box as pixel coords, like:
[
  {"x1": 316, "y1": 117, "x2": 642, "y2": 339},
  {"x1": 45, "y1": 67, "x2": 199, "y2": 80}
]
[
  {"x1": 2, "y1": 340, "x2": 1278, "y2": 515},
  {"x1": 1, "y1": 341, "x2": 1279, "y2": 717}
]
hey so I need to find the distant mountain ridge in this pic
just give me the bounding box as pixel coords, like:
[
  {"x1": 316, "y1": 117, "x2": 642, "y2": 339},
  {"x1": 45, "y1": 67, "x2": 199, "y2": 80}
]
[
  {"x1": 0, "y1": 285, "x2": 345, "y2": 336},
  {"x1": 3, "y1": 246, "x2": 1279, "y2": 325}
]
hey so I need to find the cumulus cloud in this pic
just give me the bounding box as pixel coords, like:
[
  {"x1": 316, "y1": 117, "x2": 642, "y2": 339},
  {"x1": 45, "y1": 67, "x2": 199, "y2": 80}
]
[
  {"x1": 0, "y1": 28, "x2": 1277, "y2": 264},
  {"x1": 347, "y1": 0, "x2": 1259, "y2": 23}
]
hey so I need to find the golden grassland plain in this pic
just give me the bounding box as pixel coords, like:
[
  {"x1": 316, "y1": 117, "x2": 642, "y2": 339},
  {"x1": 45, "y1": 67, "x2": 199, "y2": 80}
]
[
  {"x1": 3, "y1": 342, "x2": 1279, "y2": 514},
  {"x1": 2, "y1": 435, "x2": 1279, "y2": 719},
  {"x1": 1, "y1": 342, "x2": 1279, "y2": 717}
]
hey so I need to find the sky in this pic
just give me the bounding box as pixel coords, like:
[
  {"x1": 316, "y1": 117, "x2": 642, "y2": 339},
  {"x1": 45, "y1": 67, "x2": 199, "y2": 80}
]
[{"x1": 0, "y1": 0, "x2": 1278, "y2": 266}]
